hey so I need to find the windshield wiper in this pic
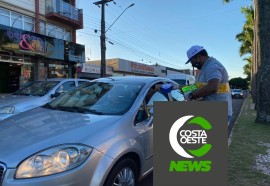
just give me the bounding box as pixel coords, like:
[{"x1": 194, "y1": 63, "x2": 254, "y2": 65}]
[
  {"x1": 72, "y1": 106, "x2": 104, "y2": 115},
  {"x1": 13, "y1": 93, "x2": 32, "y2": 96},
  {"x1": 43, "y1": 103, "x2": 56, "y2": 110},
  {"x1": 51, "y1": 106, "x2": 103, "y2": 115}
]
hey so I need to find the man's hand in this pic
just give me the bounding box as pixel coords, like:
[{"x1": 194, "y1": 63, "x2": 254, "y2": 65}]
[{"x1": 184, "y1": 93, "x2": 191, "y2": 101}]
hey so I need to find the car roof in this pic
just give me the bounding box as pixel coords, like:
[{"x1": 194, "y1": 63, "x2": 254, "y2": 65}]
[
  {"x1": 94, "y1": 76, "x2": 175, "y2": 84},
  {"x1": 35, "y1": 78, "x2": 90, "y2": 82}
]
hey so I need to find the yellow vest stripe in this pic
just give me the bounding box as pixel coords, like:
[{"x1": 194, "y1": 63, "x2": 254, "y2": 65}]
[{"x1": 196, "y1": 82, "x2": 230, "y2": 93}]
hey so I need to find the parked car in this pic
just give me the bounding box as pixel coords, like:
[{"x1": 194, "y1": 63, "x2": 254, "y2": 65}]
[
  {"x1": 231, "y1": 89, "x2": 244, "y2": 99},
  {"x1": 0, "y1": 77, "x2": 183, "y2": 186},
  {"x1": 166, "y1": 73, "x2": 196, "y2": 85},
  {"x1": 0, "y1": 78, "x2": 90, "y2": 121}
]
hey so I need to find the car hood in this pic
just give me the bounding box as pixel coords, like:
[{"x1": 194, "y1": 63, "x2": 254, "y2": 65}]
[
  {"x1": 0, "y1": 95, "x2": 42, "y2": 106},
  {"x1": 0, "y1": 107, "x2": 122, "y2": 167}
]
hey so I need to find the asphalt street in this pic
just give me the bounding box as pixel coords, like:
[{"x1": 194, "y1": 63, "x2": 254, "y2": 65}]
[{"x1": 139, "y1": 97, "x2": 246, "y2": 186}]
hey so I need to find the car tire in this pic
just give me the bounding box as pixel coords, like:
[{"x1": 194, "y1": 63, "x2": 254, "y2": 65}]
[{"x1": 104, "y1": 158, "x2": 139, "y2": 186}]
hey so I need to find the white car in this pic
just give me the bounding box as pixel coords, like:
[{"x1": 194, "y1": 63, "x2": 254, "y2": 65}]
[
  {"x1": 166, "y1": 73, "x2": 196, "y2": 86},
  {"x1": 0, "y1": 78, "x2": 90, "y2": 121},
  {"x1": 231, "y1": 89, "x2": 244, "y2": 99}
]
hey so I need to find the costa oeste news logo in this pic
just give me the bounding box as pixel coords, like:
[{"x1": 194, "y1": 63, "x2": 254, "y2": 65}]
[{"x1": 169, "y1": 115, "x2": 212, "y2": 172}]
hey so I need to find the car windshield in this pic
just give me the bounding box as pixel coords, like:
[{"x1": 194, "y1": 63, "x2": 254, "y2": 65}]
[
  {"x1": 46, "y1": 81, "x2": 144, "y2": 115},
  {"x1": 233, "y1": 89, "x2": 242, "y2": 93},
  {"x1": 13, "y1": 81, "x2": 60, "y2": 96}
]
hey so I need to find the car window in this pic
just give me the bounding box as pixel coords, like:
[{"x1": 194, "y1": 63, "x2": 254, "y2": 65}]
[
  {"x1": 48, "y1": 81, "x2": 144, "y2": 115},
  {"x1": 134, "y1": 86, "x2": 168, "y2": 124},
  {"x1": 13, "y1": 81, "x2": 59, "y2": 96},
  {"x1": 170, "y1": 89, "x2": 185, "y2": 101},
  {"x1": 56, "y1": 81, "x2": 76, "y2": 93},
  {"x1": 147, "y1": 92, "x2": 168, "y2": 108},
  {"x1": 171, "y1": 79, "x2": 186, "y2": 86},
  {"x1": 78, "y1": 81, "x2": 88, "y2": 86},
  {"x1": 232, "y1": 89, "x2": 242, "y2": 93}
]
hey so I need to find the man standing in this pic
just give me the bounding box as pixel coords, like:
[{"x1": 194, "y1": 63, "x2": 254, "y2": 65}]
[{"x1": 184, "y1": 45, "x2": 232, "y2": 125}]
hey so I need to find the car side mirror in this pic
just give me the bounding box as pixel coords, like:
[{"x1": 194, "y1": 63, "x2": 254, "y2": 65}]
[{"x1": 51, "y1": 92, "x2": 61, "y2": 98}]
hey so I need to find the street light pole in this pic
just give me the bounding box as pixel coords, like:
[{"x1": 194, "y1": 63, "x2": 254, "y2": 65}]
[
  {"x1": 94, "y1": 1, "x2": 135, "y2": 77},
  {"x1": 100, "y1": 1, "x2": 107, "y2": 77},
  {"x1": 94, "y1": 0, "x2": 113, "y2": 78},
  {"x1": 105, "y1": 3, "x2": 135, "y2": 33}
]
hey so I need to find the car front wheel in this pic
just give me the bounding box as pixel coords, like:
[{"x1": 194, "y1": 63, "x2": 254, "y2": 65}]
[{"x1": 104, "y1": 158, "x2": 139, "y2": 186}]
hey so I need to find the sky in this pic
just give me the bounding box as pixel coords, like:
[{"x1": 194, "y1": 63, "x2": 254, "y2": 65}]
[{"x1": 76, "y1": 0, "x2": 252, "y2": 79}]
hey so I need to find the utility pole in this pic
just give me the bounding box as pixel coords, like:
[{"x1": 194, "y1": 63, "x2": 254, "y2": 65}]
[{"x1": 93, "y1": 0, "x2": 113, "y2": 77}]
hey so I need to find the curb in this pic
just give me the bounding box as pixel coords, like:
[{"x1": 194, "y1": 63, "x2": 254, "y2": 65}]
[{"x1": 228, "y1": 96, "x2": 248, "y2": 146}]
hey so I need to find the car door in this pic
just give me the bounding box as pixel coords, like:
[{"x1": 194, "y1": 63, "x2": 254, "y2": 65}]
[{"x1": 134, "y1": 83, "x2": 169, "y2": 173}]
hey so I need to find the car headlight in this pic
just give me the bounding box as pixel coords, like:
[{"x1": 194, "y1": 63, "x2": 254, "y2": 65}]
[
  {"x1": 15, "y1": 144, "x2": 92, "y2": 179},
  {"x1": 0, "y1": 106, "x2": 15, "y2": 114}
]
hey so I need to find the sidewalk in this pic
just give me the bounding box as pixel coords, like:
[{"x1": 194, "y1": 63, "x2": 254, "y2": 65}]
[{"x1": 228, "y1": 95, "x2": 270, "y2": 185}]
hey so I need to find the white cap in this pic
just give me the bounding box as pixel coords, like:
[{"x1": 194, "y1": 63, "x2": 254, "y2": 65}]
[{"x1": 185, "y1": 45, "x2": 204, "y2": 64}]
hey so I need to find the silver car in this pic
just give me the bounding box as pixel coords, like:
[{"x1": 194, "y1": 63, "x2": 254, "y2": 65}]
[
  {"x1": 0, "y1": 77, "x2": 183, "y2": 186},
  {"x1": 0, "y1": 78, "x2": 90, "y2": 121}
]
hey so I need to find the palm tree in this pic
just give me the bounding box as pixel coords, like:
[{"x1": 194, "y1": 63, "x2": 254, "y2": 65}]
[
  {"x1": 243, "y1": 56, "x2": 251, "y2": 81},
  {"x1": 224, "y1": 0, "x2": 270, "y2": 123},
  {"x1": 224, "y1": 1, "x2": 255, "y2": 99},
  {"x1": 235, "y1": 6, "x2": 254, "y2": 57},
  {"x1": 253, "y1": 1, "x2": 270, "y2": 123}
]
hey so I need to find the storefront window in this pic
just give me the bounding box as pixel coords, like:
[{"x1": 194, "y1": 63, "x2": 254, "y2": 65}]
[
  {"x1": 48, "y1": 62, "x2": 70, "y2": 78},
  {"x1": 20, "y1": 63, "x2": 34, "y2": 88}
]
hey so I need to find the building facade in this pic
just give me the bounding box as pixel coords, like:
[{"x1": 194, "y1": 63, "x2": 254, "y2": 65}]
[
  {"x1": 0, "y1": 0, "x2": 85, "y2": 93},
  {"x1": 80, "y1": 58, "x2": 194, "y2": 79},
  {"x1": 85, "y1": 58, "x2": 164, "y2": 78}
]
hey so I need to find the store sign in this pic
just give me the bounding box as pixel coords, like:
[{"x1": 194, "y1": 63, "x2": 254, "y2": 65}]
[
  {"x1": 7, "y1": 30, "x2": 46, "y2": 54},
  {"x1": 82, "y1": 64, "x2": 113, "y2": 75},
  {"x1": 131, "y1": 62, "x2": 155, "y2": 75},
  {"x1": 0, "y1": 25, "x2": 85, "y2": 63}
]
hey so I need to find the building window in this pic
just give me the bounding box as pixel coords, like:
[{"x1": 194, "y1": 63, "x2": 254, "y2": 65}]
[
  {"x1": 39, "y1": 21, "x2": 46, "y2": 35},
  {"x1": 47, "y1": 23, "x2": 56, "y2": 37},
  {"x1": 11, "y1": 12, "x2": 22, "y2": 29},
  {"x1": 0, "y1": 8, "x2": 72, "y2": 41},
  {"x1": 24, "y1": 16, "x2": 35, "y2": 32},
  {"x1": 0, "y1": 8, "x2": 9, "y2": 25}
]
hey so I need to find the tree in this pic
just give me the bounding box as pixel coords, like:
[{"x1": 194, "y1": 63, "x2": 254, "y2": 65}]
[
  {"x1": 235, "y1": 6, "x2": 253, "y2": 84},
  {"x1": 243, "y1": 56, "x2": 251, "y2": 81},
  {"x1": 229, "y1": 77, "x2": 249, "y2": 90},
  {"x1": 235, "y1": 6, "x2": 254, "y2": 57},
  {"x1": 224, "y1": 0, "x2": 270, "y2": 123},
  {"x1": 253, "y1": 1, "x2": 270, "y2": 123}
]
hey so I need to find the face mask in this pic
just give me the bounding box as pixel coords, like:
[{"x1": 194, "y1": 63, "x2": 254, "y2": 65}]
[
  {"x1": 192, "y1": 61, "x2": 202, "y2": 69},
  {"x1": 191, "y1": 56, "x2": 202, "y2": 70}
]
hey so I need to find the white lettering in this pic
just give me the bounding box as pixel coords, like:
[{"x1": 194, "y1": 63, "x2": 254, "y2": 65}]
[{"x1": 179, "y1": 130, "x2": 207, "y2": 144}]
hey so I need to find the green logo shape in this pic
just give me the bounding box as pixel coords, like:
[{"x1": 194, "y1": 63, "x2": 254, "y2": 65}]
[{"x1": 187, "y1": 116, "x2": 212, "y2": 157}]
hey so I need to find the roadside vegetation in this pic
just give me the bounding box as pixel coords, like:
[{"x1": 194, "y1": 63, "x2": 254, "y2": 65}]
[{"x1": 228, "y1": 95, "x2": 270, "y2": 185}]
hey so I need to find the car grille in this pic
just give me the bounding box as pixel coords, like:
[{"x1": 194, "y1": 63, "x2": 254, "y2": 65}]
[{"x1": 0, "y1": 163, "x2": 6, "y2": 186}]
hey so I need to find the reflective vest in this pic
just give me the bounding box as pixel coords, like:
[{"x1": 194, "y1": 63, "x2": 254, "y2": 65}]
[{"x1": 196, "y1": 82, "x2": 230, "y2": 93}]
